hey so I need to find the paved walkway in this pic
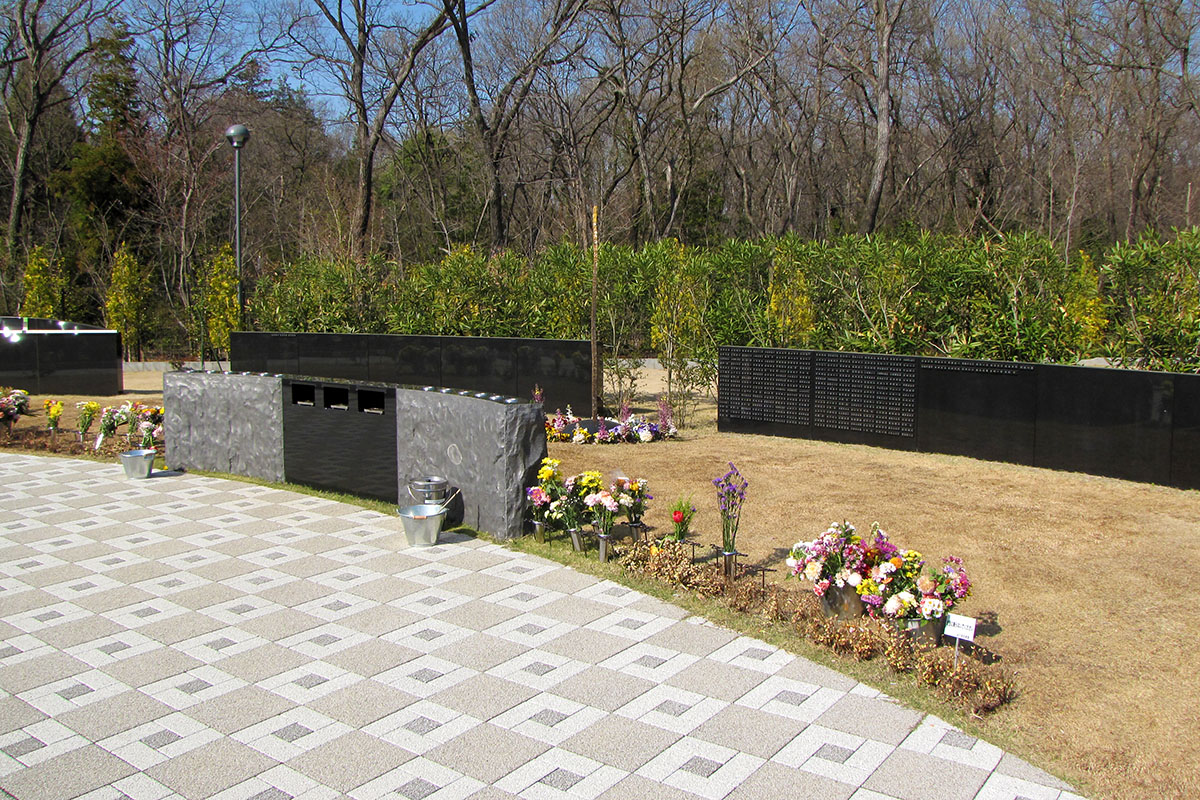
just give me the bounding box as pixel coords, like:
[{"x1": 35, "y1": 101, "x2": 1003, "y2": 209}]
[{"x1": 0, "y1": 453, "x2": 1081, "y2": 800}]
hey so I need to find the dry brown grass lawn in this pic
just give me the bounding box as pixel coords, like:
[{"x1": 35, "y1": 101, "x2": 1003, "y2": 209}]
[
  {"x1": 4, "y1": 366, "x2": 1198, "y2": 798},
  {"x1": 550, "y1": 371, "x2": 1200, "y2": 800}
]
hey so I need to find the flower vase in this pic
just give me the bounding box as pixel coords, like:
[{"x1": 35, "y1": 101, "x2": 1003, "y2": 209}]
[
  {"x1": 626, "y1": 520, "x2": 644, "y2": 543},
  {"x1": 721, "y1": 551, "x2": 738, "y2": 580},
  {"x1": 819, "y1": 584, "x2": 865, "y2": 620},
  {"x1": 530, "y1": 520, "x2": 545, "y2": 544},
  {"x1": 893, "y1": 616, "x2": 945, "y2": 647},
  {"x1": 597, "y1": 532, "x2": 612, "y2": 563},
  {"x1": 567, "y1": 527, "x2": 585, "y2": 552}
]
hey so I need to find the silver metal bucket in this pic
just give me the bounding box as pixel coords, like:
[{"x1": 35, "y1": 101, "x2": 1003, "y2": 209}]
[
  {"x1": 120, "y1": 449, "x2": 156, "y2": 479},
  {"x1": 396, "y1": 503, "x2": 448, "y2": 547},
  {"x1": 408, "y1": 476, "x2": 449, "y2": 504}
]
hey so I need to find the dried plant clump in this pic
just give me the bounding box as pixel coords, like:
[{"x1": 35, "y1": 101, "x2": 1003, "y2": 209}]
[
  {"x1": 620, "y1": 537, "x2": 1016, "y2": 716},
  {"x1": 915, "y1": 648, "x2": 1018, "y2": 715}
]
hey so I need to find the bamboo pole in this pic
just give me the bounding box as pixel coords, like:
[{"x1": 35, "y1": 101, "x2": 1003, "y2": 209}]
[{"x1": 591, "y1": 205, "x2": 601, "y2": 419}]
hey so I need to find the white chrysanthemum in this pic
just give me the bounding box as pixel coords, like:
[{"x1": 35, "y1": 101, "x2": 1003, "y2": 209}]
[
  {"x1": 920, "y1": 597, "x2": 945, "y2": 619},
  {"x1": 803, "y1": 561, "x2": 822, "y2": 581},
  {"x1": 846, "y1": 572, "x2": 862, "y2": 587}
]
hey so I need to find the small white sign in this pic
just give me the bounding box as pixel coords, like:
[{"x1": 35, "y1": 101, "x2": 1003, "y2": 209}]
[{"x1": 943, "y1": 613, "x2": 976, "y2": 642}]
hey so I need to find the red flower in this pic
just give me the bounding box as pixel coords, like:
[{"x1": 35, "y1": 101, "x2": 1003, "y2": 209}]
[{"x1": 672, "y1": 510, "x2": 684, "y2": 524}]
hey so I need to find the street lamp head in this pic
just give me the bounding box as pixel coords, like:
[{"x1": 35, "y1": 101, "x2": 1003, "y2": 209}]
[{"x1": 225, "y1": 123, "x2": 250, "y2": 149}]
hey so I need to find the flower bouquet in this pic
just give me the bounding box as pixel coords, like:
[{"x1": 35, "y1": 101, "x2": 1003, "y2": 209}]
[
  {"x1": 872, "y1": 554, "x2": 971, "y2": 640},
  {"x1": 787, "y1": 521, "x2": 882, "y2": 619},
  {"x1": 44, "y1": 399, "x2": 63, "y2": 433},
  {"x1": 713, "y1": 462, "x2": 748, "y2": 554},
  {"x1": 1, "y1": 388, "x2": 30, "y2": 435},
  {"x1": 76, "y1": 401, "x2": 99, "y2": 443},
  {"x1": 584, "y1": 489, "x2": 619, "y2": 537},
  {"x1": 612, "y1": 476, "x2": 651, "y2": 524},
  {"x1": 666, "y1": 496, "x2": 696, "y2": 542}
]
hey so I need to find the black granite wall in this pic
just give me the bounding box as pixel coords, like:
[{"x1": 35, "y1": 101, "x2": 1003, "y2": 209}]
[
  {"x1": 0, "y1": 318, "x2": 122, "y2": 395},
  {"x1": 718, "y1": 346, "x2": 1200, "y2": 490},
  {"x1": 231, "y1": 332, "x2": 591, "y2": 411}
]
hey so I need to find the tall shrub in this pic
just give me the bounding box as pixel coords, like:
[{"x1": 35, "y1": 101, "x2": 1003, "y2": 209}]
[
  {"x1": 200, "y1": 244, "x2": 238, "y2": 355},
  {"x1": 105, "y1": 242, "x2": 148, "y2": 359},
  {"x1": 1102, "y1": 228, "x2": 1200, "y2": 372},
  {"x1": 21, "y1": 246, "x2": 65, "y2": 318}
]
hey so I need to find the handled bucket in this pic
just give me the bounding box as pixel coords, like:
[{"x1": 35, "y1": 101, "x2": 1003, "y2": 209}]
[
  {"x1": 408, "y1": 476, "x2": 449, "y2": 504},
  {"x1": 120, "y1": 449, "x2": 156, "y2": 479},
  {"x1": 396, "y1": 503, "x2": 448, "y2": 547}
]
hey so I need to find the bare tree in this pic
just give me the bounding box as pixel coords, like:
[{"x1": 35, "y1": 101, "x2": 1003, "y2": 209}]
[
  {"x1": 0, "y1": 0, "x2": 119, "y2": 312},
  {"x1": 446, "y1": 0, "x2": 588, "y2": 248},
  {"x1": 285, "y1": 0, "x2": 489, "y2": 259}
]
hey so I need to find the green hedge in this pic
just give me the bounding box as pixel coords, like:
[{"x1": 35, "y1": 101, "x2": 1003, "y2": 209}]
[{"x1": 249, "y1": 229, "x2": 1200, "y2": 373}]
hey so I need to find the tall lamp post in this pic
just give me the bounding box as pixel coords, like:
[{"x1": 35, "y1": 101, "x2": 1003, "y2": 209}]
[{"x1": 224, "y1": 124, "x2": 250, "y2": 330}]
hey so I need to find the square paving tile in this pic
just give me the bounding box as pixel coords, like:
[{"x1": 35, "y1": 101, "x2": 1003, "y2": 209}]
[
  {"x1": 102, "y1": 648, "x2": 205, "y2": 690},
  {"x1": 772, "y1": 723, "x2": 895, "y2": 787},
  {"x1": 184, "y1": 684, "x2": 296, "y2": 735},
  {"x1": 362, "y1": 699, "x2": 481, "y2": 755},
  {"x1": 308, "y1": 678, "x2": 417, "y2": 728},
  {"x1": 231, "y1": 706, "x2": 353, "y2": 762},
  {"x1": 664, "y1": 658, "x2": 770, "y2": 703},
  {"x1": 97, "y1": 711, "x2": 222, "y2": 769},
  {"x1": 0, "y1": 742, "x2": 136, "y2": 800},
  {"x1": 56, "y1": 688, "x2": 173, "y2": 741},
  {"x1": 288, "y1": 729, "x2": 415, "y2": 793},
  {"x1": 146, "y1": 736, "x2": 278, "y2": 800},
  {"x1": 691, "y1": 703, "x2": 804, "y2": 759},
  {"x1": 489, "y1": 693, "x2": 607, "y2": 746},
  {"x1": 724, "y1": 759, "x2": 856, "y2": 799},
  {"x1": 375, "y1": 654, "x2": 479, "y2": 698},
  {"x1": 349, "y1": 755, "x2": 484, "y2": 800},
  {"x1": 636, "y1": 736, "x2": 764, "y2": 800},
  {"x1": 560, "y1": 713, "x2": 681, "y2": 772},
  {"x1": 430, "y1": 673, "x2": 538, "y2": 722},
  {"x1": 325, "y1": 638, "x2": 421, "y2": 678},
  {"x1": 736, "y1": 674, "x2": 845, "y2": 723},
  {"x1": 615, "y1": 684, "x2": 727, "y2": 736},
  {"x1": 494, "y1": 746, "x2": 627, "y2": 799},
  {"x1": 0, "y1": 651, "x2": 90, "y2": 694},
  {"x1": 425, "y1": 723, "x2": 549, "y2": 784},
  {"x1": 861, "y1": 747, "x2": 990, "y2": 800},
  {"x1": 816, "y1": 693, "x2": 925, "y2": 746},
  {"x1": 549, "y1": 666, "x2": 655, "y2": 713},
  {"x1": 209, "y1": 642, "x2": 312, "y2": 684},
  {"x1": 485, "y1": 650, "x2": 588, "y2": 693},
  {"x1": 206, "y1": 763, "x2": 340, "y2": 800}
]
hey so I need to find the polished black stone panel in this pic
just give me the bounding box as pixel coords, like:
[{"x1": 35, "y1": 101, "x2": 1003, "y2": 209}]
[
  {"x1": 1169, "y1": 374, "x2": 1200, "y2": 488},
  {"x1": 35, "y1": 332, "x2": 123, "y2": 395},
  {"x1": 296, "y1": 334, "x2": 371, "y2": 381},
  {"x1": 233, "y1": 332, "x2": 590, "y2": 408},
  {"x1": 282, "y1": 378, "x2": 398, "y2": 502},
  {"x1": 0, "y1": 335, "x2": 38, "y2": 389},
  {"x1": 0, "y1": 324, "x2": 121, "y2": 395},
  {"x1": 810, "y1": 351, "x2": 918, "y2": 448},
  {"x1": 516, "y1": 339, "x2": 591, "y2": 411},
  {"x1": 368, "y1": 335, "x2": 442, "y2": 386},
  {"x1": 441, "y1": 338, "x2": 518, "y2": 396},
  {"x1": 1034, "y1": 365, "x2": 1173, "y2": 484},
  {"x1": 718, "y1": 347, "x2": 812, "y2": 428},
  {"x1": 231, "y1": 331, "x2": 298, "y2": 375},
  {"x1": 917, "y1": 358, "x2": 1037, "y2": 464}
]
